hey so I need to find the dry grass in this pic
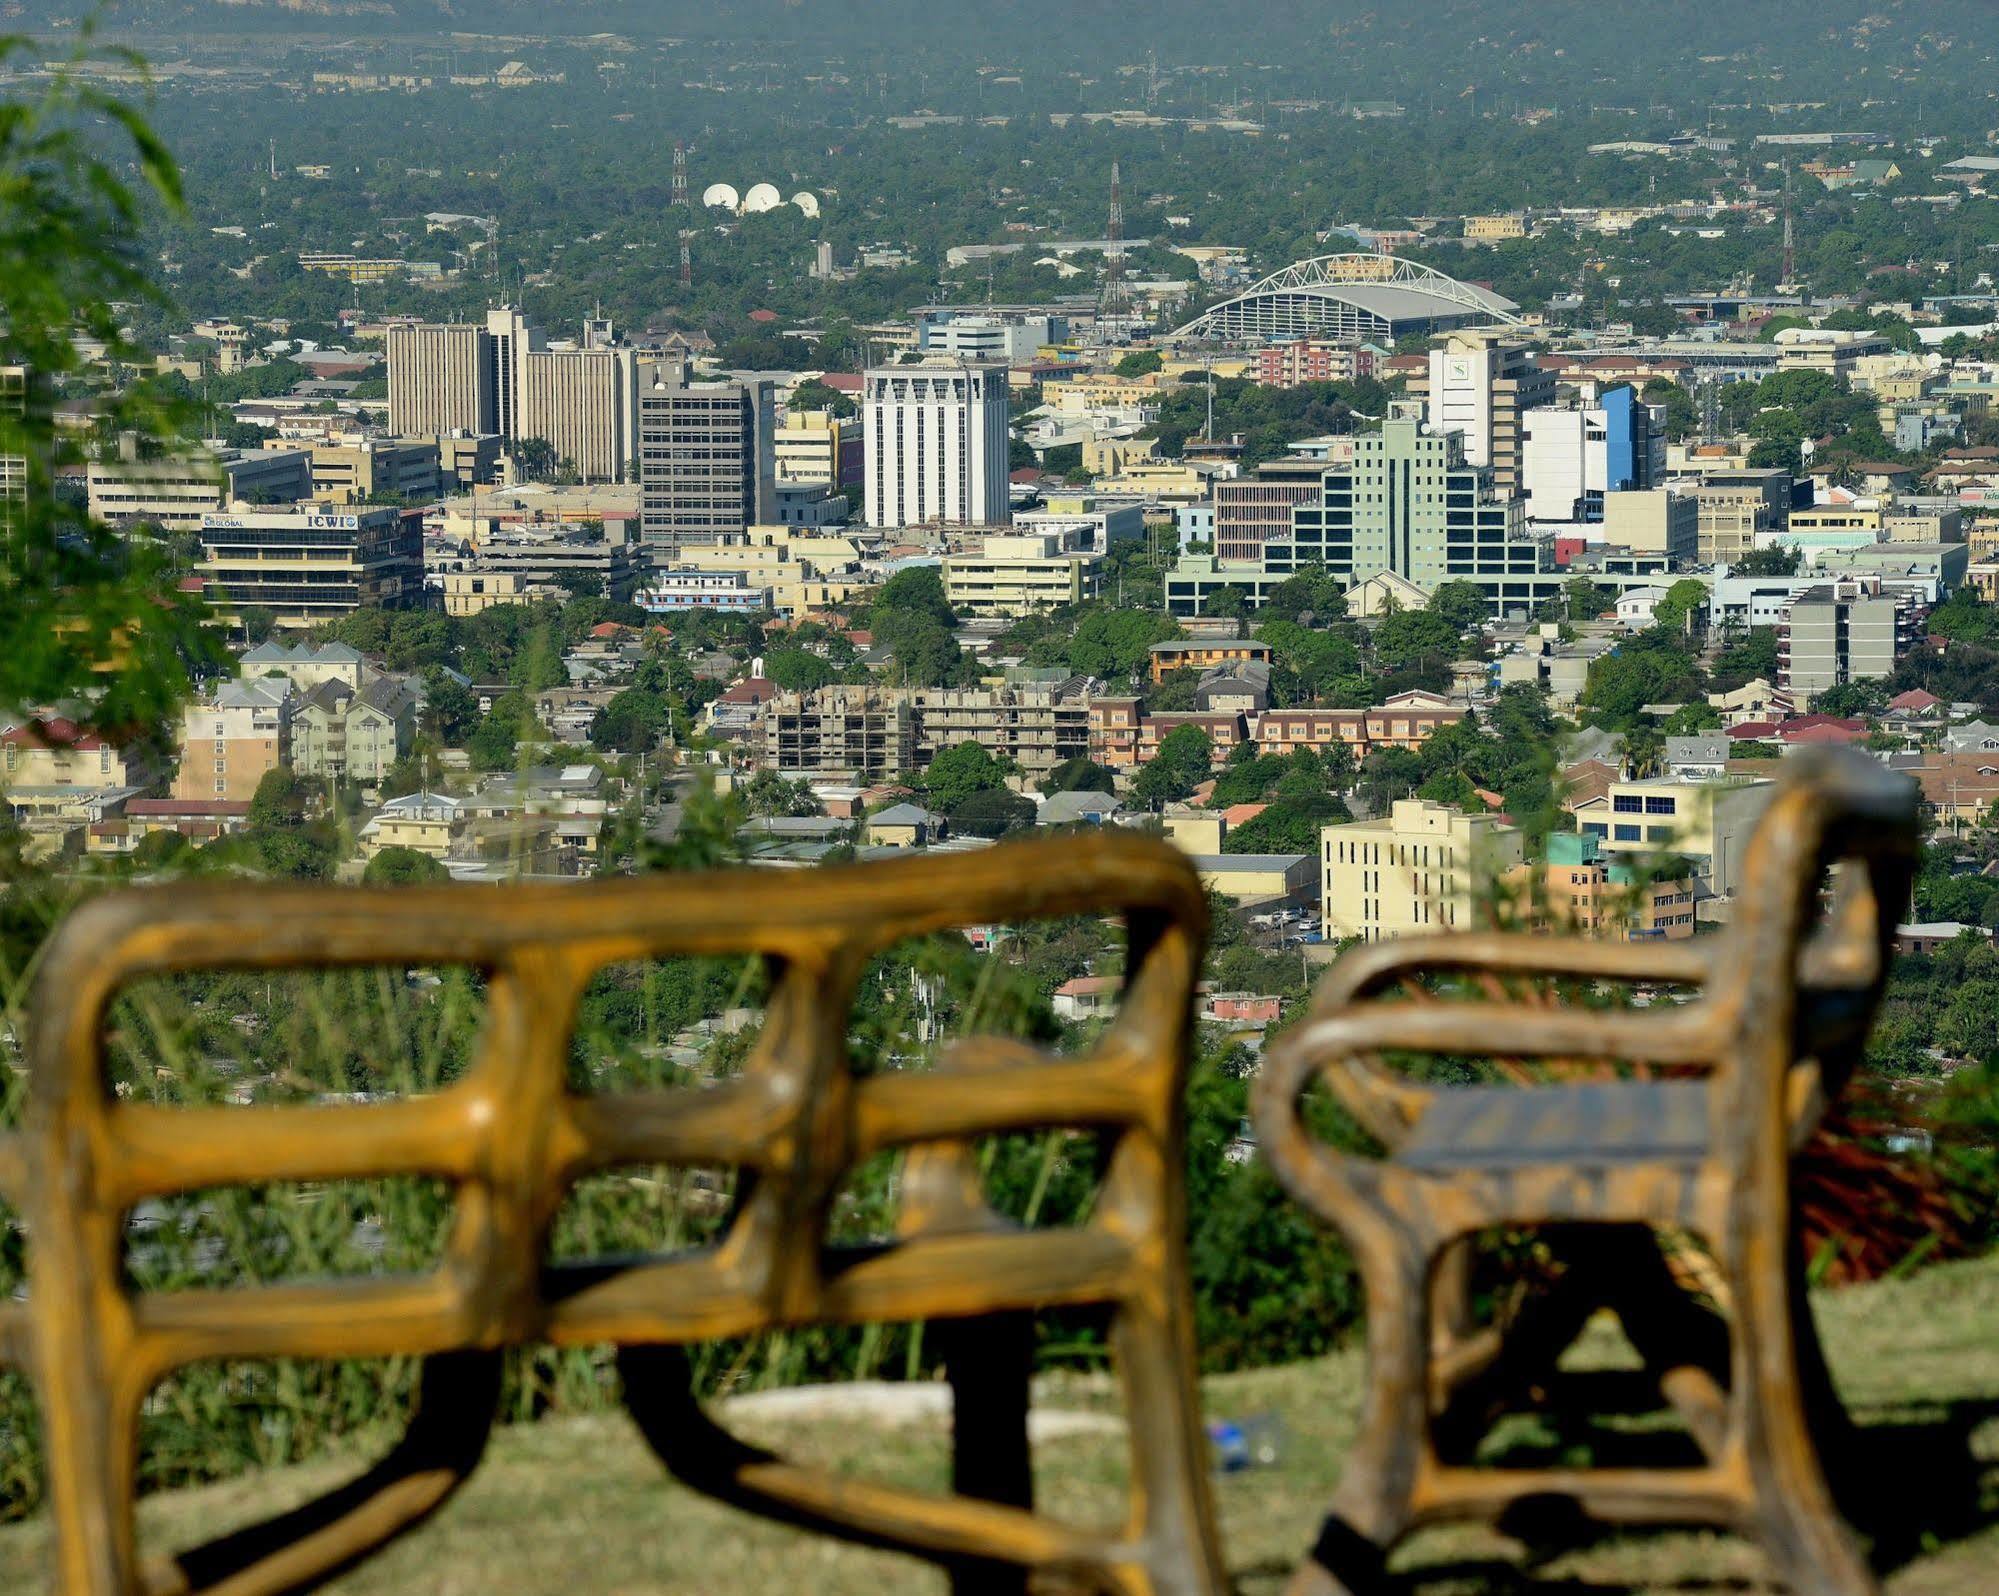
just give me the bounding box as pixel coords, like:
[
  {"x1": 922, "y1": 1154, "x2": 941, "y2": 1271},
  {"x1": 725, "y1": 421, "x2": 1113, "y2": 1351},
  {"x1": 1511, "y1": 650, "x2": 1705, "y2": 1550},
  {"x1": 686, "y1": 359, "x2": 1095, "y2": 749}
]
[{"x1": 5, "y1": 1252, "x2": 1998, "y2": 1594}]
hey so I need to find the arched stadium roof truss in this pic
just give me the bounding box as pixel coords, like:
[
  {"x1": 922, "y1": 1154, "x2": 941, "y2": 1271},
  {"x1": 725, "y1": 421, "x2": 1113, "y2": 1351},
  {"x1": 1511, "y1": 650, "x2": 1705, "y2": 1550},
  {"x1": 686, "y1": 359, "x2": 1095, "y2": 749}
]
[{"x1": 1164, "y1": 254, "x2": 1525, "y2": 345}]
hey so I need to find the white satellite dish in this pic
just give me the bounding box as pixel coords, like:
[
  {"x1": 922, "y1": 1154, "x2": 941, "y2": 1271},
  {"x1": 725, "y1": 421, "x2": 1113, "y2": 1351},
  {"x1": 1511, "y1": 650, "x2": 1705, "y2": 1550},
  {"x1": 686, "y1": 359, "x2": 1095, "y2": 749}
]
[
  {"x1": 701, "y1": 182, "x2": 740, "y2": 211},
  {"x1": 791, "y1": 191, "x2": 821, "y2": 218},
  {"x1": 742, "y1": 182, "x2": 782, "y2": 214}
]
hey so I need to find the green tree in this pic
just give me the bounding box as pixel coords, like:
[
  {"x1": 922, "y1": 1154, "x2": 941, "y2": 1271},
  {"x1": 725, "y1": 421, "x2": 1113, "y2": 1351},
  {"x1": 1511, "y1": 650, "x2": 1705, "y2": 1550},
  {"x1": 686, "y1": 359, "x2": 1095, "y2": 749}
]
[
  {"x1": 1373, "y1": 608, "x2": 1459, "y2": 669},
  {"x1": 1044, "y1": 756, "x2": 1119, "y2": 794},
  {"x1": 949, "y1": 788, "x2": 1036, "y2": 838},
  {"x1": 923, "y1": 741, "x2": 1010, "y2": 811},
  {"x1": 0, "y1": 36, "x2": 232, "y2": 737},
  {"x1": 1426, "y1": 580, "x2": 1490, "y2": 633},
  {"x1": 1068, "y1": 609, "x2": 1179, "y2": 679},
  {"x1": 248, "y1": 767, "x2": 315, "y2": 831},
  {"x1": 1115, "y1": 348, "x2": 1164, "y2": 379},
  {"x1": 763, "y1": 648, "x2": 838, "y2": 691},
  {"x1": 510, "y1": 436, "x2": 561, "y2": 482},
  {"x1": 363, "y1": 846, "x2": 449, "y2": 885},
  {"x1": 1130, "y1": 724, "x2": 1214, "y2": 808},
  {"x1": 422, "y1": 668, "x2": 478, "y2": 744},
  {"x1": 868, "y1": 565, "x2": 956, "y2": 629},
  {"x1": 1651, "y1": 578, "x2": 1710, "y2": 636}
]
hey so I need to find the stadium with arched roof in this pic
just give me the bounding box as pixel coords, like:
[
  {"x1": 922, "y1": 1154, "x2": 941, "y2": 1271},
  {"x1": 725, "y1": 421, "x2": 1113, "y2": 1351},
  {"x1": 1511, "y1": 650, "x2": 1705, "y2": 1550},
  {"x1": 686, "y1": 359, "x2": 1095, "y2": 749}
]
[{"x1": 1165, "y1": 253, "x2": 1523, "y2": 345}]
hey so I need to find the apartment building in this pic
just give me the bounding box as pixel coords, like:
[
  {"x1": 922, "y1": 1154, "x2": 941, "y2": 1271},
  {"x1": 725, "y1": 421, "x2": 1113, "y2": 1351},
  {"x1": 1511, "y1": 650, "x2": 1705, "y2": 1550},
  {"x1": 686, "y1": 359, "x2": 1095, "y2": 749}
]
[
  {"x1": 1252, "y1": 691, "x2": 1467, "y2": 757},
  {"x1": 1148, "y1": 639, "x2": 1276, "y2": 683},
  {"x1": 2, "y1": 716, "x2": 158, "y2": 804},
  {"x1": 290, "y1": 676, "x2": 415, "y2": 785},
  {"x1": 756, "y1": 683, "x2": 1092, "y2": 781},
  {"x1": 198, "y1": 503, "x2": 424, "y2": 627},
  {"x1": 1407, "y1": 329, "x2": 1555, "y2": 494},
  {"x1": 170, "y1": 679, "x2": 291, "y2": 802},
  {"x1": 637, "y1": 360, "x2": 776, "y2": 557},
  {"x1": 661, "y1": 526, "x2": 865, "y2": 617},
  {"x1": 1252, "y1": 339, "x2": 1386, "y2": 387},
  {"x1": 238, "y1": 639, "x2": 366, "y2": 693},
  {"x1": 636, "y1": 569, "x2": 771, "y2": 614},
  {"x1": 88, "y1": 447, "x2": 314, "y2": 533},
  {"x1": 941, "y1": 531, "x2": 1102, "y2": 618},
  {"x1": 1320, "y1": 800, "x2": 1526, "y2": 943},
  {"x1": 1777, "y1": 577, "x2": 1916, "y2": 698}
]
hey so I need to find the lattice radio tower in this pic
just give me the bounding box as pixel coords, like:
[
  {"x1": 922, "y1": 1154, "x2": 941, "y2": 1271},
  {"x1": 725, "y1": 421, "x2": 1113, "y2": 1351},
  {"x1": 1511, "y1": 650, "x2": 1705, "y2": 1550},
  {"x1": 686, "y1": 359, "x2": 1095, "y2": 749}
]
[
  {"x1": 1104, "y1": 158, "x2": 1125, "y2": 314},
  {"x1": 680, "y1": 241, "x2": 692, "y2": 289},
  {"x1": 673, "y1": 141, "x2": 689, "y2": 208},
  {"x1": 1781, "y1": 161, "x2": 1796, "y2": 287}
]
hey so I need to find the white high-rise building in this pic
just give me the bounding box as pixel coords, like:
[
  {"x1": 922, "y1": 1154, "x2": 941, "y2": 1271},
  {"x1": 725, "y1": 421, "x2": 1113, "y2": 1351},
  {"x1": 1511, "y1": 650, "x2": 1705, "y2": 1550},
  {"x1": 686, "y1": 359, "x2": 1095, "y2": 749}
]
[
  {"x1": 1409, "y1": 329, "x2": 1554, "y2": 494},
  {"x1": 863, "y1": 361, "x2": 1010, "y2": 530}
]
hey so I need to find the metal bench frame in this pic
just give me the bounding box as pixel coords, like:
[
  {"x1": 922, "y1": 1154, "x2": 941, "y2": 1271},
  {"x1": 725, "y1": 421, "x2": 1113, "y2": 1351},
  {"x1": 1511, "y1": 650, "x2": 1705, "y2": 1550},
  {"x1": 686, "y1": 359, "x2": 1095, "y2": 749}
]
[
  {"x1": 1255, "y1": 747, "x2": 1919, "y2": 1595},
  {"x1": 1, "y1": 832, "x2": 1228, "y2": 1596}
]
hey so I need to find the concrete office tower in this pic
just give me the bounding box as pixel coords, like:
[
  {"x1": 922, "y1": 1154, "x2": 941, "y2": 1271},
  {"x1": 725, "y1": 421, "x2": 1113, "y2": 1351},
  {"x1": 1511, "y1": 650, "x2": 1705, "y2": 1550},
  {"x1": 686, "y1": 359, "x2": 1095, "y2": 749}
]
[
  {"x1": 516, "y1": 342, "x2": 640, "y2": 483},
  {"x1": 1409, "y1": 328, "x2": 1554, "y2": 494},
  {"x1": 863, "y1": 360, "x2": 1010, "y2": 530},
  {"x1": 636, "y1": 358, "x2": 776, "y2": 557},
  {"x1": 483, "y1": 306, "x2": 540, "y2": 442},
  {"x1": 388, "y1": 308, "x2": 641, "y2": 483},
  {"x1": 387, "y1": 323, "x2": 495, "y2": 436}
]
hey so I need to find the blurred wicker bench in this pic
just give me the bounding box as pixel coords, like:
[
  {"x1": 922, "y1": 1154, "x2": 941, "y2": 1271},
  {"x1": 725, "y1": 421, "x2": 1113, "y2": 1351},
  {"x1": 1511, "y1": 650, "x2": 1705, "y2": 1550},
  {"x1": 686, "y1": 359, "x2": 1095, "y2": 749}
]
[
  {"x1": 1255, "y1": 746, "x2": 1919, "y2": 1596},
  {"x1": 0, "y1": 832, "x2": 1227, "y2": 1596}
]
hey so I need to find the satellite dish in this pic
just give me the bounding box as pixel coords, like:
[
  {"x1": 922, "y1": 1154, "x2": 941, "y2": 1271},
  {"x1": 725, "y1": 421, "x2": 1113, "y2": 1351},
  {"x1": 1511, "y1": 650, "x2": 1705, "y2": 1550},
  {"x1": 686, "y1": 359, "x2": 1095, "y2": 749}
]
[
  {"x1": 701, "y1": 182, "x2": 740, "y2": 211},
  {"x1": 791, "y1": 191, "x2": 821, "y2": 218},
  {"x1": 742, "y1": 182, "x2": 782, "y2": 214}
]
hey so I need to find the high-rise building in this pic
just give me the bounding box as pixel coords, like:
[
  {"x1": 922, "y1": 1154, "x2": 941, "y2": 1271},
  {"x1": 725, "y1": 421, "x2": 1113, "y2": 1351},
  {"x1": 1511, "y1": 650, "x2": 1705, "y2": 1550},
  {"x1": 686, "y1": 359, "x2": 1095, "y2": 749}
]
[
  {"x1": 515, "y1": 339, "x2": 641, "y2": 483},
  {"x1": 1520, "y1": 386, "x2": 1667, "y2": 525},
  {"x1": 1214, "y1": 458, "x2": 1328, "y2": 564},
  {"x1": 636, "y1": 359, "x2": 776, "y2": 557},
  {"x1": 1408, "y1": 329, "x2": 1554, "y2": 494},
  {"x1": 863, "y1": 360, "x2": 1010, "y2": 530},
  {"x1": 386, "y1": 323, "x2": 495, "y2": 437},
  {"x1": 387, "y1": 309, "x2": 639, "y2": 483},
  {"x1": 1166, "y1": 404, "x2": 1560, "y2": 613}
]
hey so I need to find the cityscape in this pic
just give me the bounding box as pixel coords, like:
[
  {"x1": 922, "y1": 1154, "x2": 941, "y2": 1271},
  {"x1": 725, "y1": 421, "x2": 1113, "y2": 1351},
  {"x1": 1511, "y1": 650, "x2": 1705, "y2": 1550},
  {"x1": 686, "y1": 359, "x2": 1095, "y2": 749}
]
[{"x1": 5, "y1": 3, "x2": 1999, "y2": 1593}]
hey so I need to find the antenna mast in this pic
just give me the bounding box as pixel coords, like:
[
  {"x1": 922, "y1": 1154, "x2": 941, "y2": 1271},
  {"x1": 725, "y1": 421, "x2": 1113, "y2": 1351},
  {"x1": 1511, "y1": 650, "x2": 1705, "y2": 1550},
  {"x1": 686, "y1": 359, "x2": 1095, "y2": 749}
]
[
  {"x1": 680, "y1": 241, "x2": 692, "y2": 290},
  {"x1": 672, "y1": 140, "x2": 689, "y2": 209}
]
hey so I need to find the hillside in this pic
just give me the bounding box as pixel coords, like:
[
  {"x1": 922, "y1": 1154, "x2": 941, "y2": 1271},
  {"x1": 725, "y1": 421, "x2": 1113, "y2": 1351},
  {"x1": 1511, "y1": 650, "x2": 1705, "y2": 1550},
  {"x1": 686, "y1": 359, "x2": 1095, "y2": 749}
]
[{"x1": 7, "y1": 1252, "x2": 1997, "y2": 1592}]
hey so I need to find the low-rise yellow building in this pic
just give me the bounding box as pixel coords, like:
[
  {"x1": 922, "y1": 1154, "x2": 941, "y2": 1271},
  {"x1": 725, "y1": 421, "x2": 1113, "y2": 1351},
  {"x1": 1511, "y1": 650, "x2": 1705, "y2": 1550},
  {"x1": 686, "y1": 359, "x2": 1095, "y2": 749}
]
[{"x1": 1320, "y1": 800, "x2": 1525, "y2": 943}]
